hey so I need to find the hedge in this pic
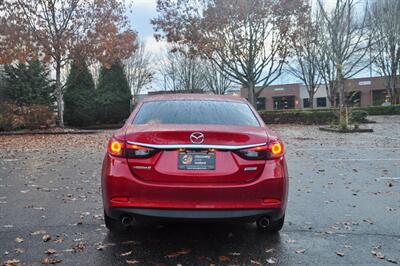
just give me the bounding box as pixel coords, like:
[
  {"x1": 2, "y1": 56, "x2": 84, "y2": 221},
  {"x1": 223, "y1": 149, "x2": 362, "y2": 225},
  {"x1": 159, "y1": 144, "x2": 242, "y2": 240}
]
[
  {"x1": 0, "y1": 102, "x2": 55, "y2": 131},
  {"x1": 258, "y1": 109, "x2": 369, "y2": 125},
  {"x1": 352, "y1": 105, "x2": 400, "y2": 115}
]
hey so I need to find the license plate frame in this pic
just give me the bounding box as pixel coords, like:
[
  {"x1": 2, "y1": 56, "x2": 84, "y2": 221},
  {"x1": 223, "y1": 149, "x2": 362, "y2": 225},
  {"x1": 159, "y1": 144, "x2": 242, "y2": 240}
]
[{"x1": 178, "y1": 151, "x2": 215, "y2": 170}]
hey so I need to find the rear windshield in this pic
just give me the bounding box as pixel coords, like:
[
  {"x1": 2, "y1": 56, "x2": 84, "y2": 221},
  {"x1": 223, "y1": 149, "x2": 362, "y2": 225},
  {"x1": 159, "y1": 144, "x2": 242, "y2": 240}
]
[{"x1": 132, "y1": 100, "x2": 260, "y2": 126}]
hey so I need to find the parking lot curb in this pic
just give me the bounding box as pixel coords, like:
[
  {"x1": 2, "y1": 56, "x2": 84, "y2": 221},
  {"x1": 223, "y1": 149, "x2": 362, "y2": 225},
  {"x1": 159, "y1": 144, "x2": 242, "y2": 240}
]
[{"x1": 0, "y1": 130, "x2": 101, "y2": 136}]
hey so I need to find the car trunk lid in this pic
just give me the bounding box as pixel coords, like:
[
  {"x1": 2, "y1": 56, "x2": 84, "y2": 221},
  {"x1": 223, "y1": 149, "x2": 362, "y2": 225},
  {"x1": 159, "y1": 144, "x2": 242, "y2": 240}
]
[{"x1": 124, "y1": 125, "x2": 268, "y2": 183}]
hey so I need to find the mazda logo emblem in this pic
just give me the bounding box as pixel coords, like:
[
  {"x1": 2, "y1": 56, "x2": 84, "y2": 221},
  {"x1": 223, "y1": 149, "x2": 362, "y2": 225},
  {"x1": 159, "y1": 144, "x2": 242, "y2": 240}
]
[{"x1": 190, "y1": 132, "x2": 205, "y2": 144}]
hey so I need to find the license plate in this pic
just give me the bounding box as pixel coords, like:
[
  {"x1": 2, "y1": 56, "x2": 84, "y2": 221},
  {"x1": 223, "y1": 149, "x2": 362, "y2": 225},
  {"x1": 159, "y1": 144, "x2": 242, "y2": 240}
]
[{"x1": 178, "y1": 151, "x2": 215, "y2": 170}]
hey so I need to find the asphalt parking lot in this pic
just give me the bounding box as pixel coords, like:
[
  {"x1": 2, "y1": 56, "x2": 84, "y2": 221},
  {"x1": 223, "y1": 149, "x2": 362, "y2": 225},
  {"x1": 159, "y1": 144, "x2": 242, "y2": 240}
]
[{"x1": 0, "y1": 116, "x2": 399, "y2": 265}]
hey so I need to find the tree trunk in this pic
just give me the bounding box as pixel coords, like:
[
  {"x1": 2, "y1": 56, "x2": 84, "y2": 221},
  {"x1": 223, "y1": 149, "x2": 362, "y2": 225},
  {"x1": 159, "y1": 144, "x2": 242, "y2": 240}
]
[
  {"x1": 336, "y1": 65, "x2": 347, "y2": 129},
  {"x1": 309, "y1": 95, "x2": 314, "y2": 108},
  {"x1": 309, "y1": 88, "x2": 315, "y2": 108},
  {"x1": 55, "y1": 61, "x2": 64, "y2": 127},
  {"x1": 389, "y1": 75, "x2": 396, "y2": 105},
  {"x1": 248, "y1": 82, "x2": 256, "y2": 107}
]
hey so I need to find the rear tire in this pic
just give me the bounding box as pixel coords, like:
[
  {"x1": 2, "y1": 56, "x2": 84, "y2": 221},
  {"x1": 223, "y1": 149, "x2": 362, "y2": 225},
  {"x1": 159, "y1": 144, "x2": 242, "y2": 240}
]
[
  {"x1": 257, "y1": 215, "x2": 284, "y2": 233},
  {"x1": 104, "y1": 210, "x2": 122, "y2": 232}
]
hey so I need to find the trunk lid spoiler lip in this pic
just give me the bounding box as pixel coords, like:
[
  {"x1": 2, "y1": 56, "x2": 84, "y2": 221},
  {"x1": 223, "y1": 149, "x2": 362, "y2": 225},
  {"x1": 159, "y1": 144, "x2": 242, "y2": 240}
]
[{"x1": 126, "y1": 141, "x2": 268, "y2": 151}]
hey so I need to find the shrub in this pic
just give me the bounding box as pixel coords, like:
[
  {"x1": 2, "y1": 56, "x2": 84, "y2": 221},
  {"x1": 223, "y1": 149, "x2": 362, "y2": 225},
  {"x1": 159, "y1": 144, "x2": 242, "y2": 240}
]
[
  {"x1": 353, "y1": 105, "x2": 400, "y2": 115},
  {"x1": 349, "y1": 110, "x2": 368, "y2": 123},
  {"x1": 64, "y1": 61, "x2": 96, "y2": 127},
  {"x1": 95, "y1": 63, "x2": 131, "y2": 124},
  {"x1": 2, "y1": 60, "x2": 54, "y2": 106},
  {"x1": 0, "y1": 102, "x2": 55, "y2": 131},
  {"x1": 258, "y1": 109, "x2": 368, "y2": 125}
]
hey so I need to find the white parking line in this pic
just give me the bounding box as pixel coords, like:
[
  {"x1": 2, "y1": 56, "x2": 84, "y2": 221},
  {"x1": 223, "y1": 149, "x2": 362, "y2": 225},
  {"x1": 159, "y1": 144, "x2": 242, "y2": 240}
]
[
  {"x1": 328, "y1": 158, "x2": 400, "y2": 161},
  {"x1": 377, "y1": 177, "x2": 400, "y2": 180},
  {"x1": 293, "y1": 148, "x2": 400, "y2": 151},
  {"x1": 370, "y1": 134, "x2": 400, "y2": 141}
]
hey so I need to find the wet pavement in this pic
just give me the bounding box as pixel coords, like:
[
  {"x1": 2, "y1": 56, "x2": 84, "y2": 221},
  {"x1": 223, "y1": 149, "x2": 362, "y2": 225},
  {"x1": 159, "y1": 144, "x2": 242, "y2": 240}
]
[{"x1": 0, "y1": 116, "x2": 399, "y2": 265}]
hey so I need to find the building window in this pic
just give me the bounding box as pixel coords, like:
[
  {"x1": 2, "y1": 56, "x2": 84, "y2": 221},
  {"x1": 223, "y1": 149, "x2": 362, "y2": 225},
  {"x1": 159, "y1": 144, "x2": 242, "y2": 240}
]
[
  {"x1": 347, "y1": 91, "x2": 361, "y2": 106},
  {"x1": 303, "y1": 98, "x2": 310, "y2": 108},
  {"x1": 273, "y1": 96, "x2": 295, "y2": 110},
  {"x1": 372, "y1": 90, "x2": 388, "y2": 106},
  {"x1": 316, "y1": 97, "x2": 327, "y2": 107},
  {"x1": 256, "y1": 97, "x2": 266, "y2": 110}
]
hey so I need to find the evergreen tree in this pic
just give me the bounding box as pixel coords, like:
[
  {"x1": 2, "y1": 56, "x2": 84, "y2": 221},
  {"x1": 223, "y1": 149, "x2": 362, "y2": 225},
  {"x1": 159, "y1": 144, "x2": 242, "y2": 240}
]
[
  {"x1": 64, "y1": 61, "x2": 96, "y2": 127},
  {"x1": 96, "y1": 63, "x2": 132, "y2": 124},
  {"x1": 3, "y1": 60, "x2": 54, "y2": 105}
]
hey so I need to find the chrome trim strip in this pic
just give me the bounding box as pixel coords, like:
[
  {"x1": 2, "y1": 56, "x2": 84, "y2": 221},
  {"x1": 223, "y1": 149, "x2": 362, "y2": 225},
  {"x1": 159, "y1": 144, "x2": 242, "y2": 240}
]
[{"x1": 126, "y1": 141, "x2": 267, "y2": 150}]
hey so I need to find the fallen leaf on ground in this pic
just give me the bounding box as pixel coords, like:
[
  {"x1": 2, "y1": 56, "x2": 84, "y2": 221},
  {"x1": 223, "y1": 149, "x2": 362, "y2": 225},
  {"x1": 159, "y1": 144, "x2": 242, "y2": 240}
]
[
  {"x1": 295, "y1": 248, "x2": 306, "y2": 254},
  {"x1": 218, "y1": 255, "x2": 230, "y2": 262},
  {"x1": 336, "y1": 251, "x2": 345, "y2": 257},
  {"x1": 31, "y1": 230, "x2": 46, "y2": 236},
  {"x1": 265, "y1": 248, "x2": 275, "y2": 253},
  {"x1": 121, "y1": 240, "x2": 140, "y2": 245},
  {"x1": 266, "y1": 257, "x2": 278, "y2": 264},
  {"x1": 72, "y1": 241, "x2": 86, "y2": 253},
  {"x1": 96, "y1": 242, "x2": 106, "y2": 251},
  {"x1": 251, "y1": 259, "x2": 261, "y2": 266},
  {"x1": 41, "y1": 257, "x2": 62, "y2": 264},
  {"x1": 165, "y1": 248, "x2": 191, "y2": 258},
  {"x1": 2, "y1": 259, "x2": 20, "y2": 266},
  {"x1": 42, "y1": 234, "x2": 51, "y2": 242},
  {"x1": 53, "y1": 235, "x2": 64, "y2": 244},
  {"x1": 14, "y1": 248, "x2": 24, "y2": 254},
  {"x1": 45, "y1": 248, "x2": 57, "y2": 255},
  {"x1": 371, "y1": 246, "x2": 385, "y2": 259},
  {"x1": 126, "y1": 260, "x2": 140, "y2": 264},
  {"x1": 386, "y1": 258, "x2": 398, "y2": 264},
  {"x1": 120, "y1": 251, "x2": 132, "y2": 256},
  {"x1": 15, "y1": 237, "x2": 24, "y2": 243}
]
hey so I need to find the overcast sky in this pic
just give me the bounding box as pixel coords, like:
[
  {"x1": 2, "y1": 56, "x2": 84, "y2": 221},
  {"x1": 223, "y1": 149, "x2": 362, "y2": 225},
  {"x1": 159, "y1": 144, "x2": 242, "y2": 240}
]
[
  {"x1": 126, "y1": 0, "x2": 373, "y2": 91},
  {"x1": 128, "y1": 0, "x2": 165, "y2": 55}
]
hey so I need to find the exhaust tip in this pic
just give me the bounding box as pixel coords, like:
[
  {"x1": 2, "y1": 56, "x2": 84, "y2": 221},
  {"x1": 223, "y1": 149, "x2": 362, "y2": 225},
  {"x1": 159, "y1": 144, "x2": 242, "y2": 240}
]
[
  {"x1": 121, "y1": 216, "x2": 133, "y2": 226},
  {"x1": 257, "y1": 216, "x2": 270, "y2": 229}
]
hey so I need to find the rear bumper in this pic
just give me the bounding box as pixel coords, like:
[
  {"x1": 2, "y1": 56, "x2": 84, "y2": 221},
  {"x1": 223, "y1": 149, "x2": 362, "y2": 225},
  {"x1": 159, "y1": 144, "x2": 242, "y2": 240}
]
[
  {"x1": 102, "y1": 154, "x2": 289, "y2": 221},
  {"x1": 109, "y1": 207, "x2": 283, "y2": 222}
]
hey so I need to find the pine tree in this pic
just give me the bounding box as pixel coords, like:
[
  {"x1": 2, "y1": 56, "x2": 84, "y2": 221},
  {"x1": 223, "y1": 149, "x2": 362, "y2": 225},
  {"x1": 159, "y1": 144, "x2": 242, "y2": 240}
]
[
  {"x1": 64, "y1": 61, "x2": 96, "y2": 127},
  {"x1": 2, "y1": 60, "x2": 54, "y2": 106},
  {"x1": 95, "y1": 63, "x2": 132, "y2": 124}
]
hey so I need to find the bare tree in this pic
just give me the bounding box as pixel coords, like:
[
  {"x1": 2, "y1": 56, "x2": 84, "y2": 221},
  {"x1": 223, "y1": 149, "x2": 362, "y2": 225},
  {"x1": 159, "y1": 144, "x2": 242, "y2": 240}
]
[
  {"x1": 317, "y1": 51, "x2": 338, "y2": 107},
  {"x1": 370, "y1": 0, "x2": 400, "y2": 104},
  {"x1": 287, "y1": 11, "x2": 322, "y2": 108},
  {"x1": 158, "y1": 48, "x2": 207, "y2": 92},
  {"x1": 0, "y1": 0, "x2": 136, "y2": 127},
  {"x1": 203, "y1": 61, "x2": 232, "y2": 95},
  {"x1": 124, "y1": 41, "x2": 154, "y2": 103},
  {"x1": 152, "y1": 0, "x2": 308, "y2": 106},
  {"x1": 317, "y1": 0, "x2": 372, "y2": 128}
]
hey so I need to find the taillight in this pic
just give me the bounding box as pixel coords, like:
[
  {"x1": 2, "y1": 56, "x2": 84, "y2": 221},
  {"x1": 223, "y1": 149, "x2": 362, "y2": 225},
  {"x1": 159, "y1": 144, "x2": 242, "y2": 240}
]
[
  {"x1": 108, "y1": 139, "x2": 158, "y2": 158},
  {"x1": 235, "y1": 141, "x2": 284, "y2": 160},
  {"x1": 109, "y1": 139, "x2": 124, "y2": 156},
  {"x1": 125, "y1": 143, "x2": 158, "y2": 158}
]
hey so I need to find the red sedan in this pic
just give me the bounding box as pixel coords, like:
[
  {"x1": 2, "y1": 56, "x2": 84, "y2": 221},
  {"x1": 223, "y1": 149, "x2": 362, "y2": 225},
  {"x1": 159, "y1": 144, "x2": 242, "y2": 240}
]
[{"x1": 102, "y1": 94, "x2": 288, "y2": 232}]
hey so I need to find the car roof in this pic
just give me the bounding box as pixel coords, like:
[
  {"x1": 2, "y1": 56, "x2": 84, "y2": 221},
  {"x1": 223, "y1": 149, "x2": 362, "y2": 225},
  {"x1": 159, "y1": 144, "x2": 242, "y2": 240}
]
[{"x1": 142, "y1": 93, "x2": 247, "y2": 103}]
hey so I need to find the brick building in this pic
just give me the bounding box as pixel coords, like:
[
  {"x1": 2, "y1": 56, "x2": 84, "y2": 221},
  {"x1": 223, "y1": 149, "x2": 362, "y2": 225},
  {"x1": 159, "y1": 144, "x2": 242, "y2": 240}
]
[{"x1": 241, "y1": 76, "x2": 396, "y2": 110}]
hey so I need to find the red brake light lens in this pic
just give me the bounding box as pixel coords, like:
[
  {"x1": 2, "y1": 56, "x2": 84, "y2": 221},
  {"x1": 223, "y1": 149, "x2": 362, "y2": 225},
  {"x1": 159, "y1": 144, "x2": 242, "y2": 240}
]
[
  {"x1": 109, "y1": 140, "x2": 124, "y2": 156},
  {"x1": 271, "y1": 142, "x2": 283, "y2": 157},
  {"x1": 108, "y1": 139, "x2": 158, "y2": 158}
]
